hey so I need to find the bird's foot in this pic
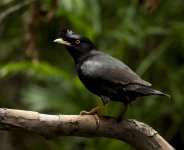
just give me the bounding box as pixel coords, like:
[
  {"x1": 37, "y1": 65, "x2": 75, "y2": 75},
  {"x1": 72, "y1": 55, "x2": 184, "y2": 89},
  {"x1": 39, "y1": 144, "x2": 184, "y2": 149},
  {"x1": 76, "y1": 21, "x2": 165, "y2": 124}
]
[
  {"x1": 93, "y1": 114, "x2": 100, "y2": 128},
  {"x1": 117, "y1": 115, "x2": 125, "y2": 123},
  {"x1": 80, "y1": 110, "x2": 100, "y2": 127},
  {"x1": 80, "y1": 110, "x2": 91, "y2": 115}
]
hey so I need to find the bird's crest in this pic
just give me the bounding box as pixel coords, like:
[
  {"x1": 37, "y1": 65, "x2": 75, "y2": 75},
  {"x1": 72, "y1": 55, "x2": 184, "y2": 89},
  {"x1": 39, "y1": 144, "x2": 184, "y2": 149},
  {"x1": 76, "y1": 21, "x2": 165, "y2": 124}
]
[{"x1": 59, "y1": 29, "x2": 74, "y2": 38}]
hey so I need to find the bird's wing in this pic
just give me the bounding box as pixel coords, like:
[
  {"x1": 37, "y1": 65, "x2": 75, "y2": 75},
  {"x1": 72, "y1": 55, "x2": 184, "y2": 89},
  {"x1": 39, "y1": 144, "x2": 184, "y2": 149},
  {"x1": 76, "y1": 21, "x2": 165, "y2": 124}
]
[
  {"x1": 79, "y1": 52, "x2": 151, "y2": 87},
  {"x1": 93, "y1": 67, "x2": 151, "y2": 86},
  {"x1": 80, "y1": 61, "x2": 151, "y2": 86}
]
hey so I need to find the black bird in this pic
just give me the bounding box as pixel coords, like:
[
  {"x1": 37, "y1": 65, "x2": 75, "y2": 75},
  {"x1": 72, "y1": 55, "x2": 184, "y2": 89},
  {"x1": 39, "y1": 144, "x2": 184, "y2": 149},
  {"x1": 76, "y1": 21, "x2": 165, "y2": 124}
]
[{"x1": 54, "y1": 29, "x2": 169, "y2": 118}]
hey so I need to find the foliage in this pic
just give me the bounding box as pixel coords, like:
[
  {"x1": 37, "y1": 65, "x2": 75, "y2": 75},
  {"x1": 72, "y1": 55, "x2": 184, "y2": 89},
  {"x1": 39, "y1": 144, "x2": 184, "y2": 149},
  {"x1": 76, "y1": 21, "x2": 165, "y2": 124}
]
[{"x1": 0, "y1": 0, "x2": 183, "y2": 149}]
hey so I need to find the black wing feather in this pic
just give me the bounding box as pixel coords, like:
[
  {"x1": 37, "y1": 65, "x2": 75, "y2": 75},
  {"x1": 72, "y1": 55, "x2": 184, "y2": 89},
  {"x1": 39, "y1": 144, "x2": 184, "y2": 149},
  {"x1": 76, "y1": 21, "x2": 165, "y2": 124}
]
[
  {"x1": 93, "y1": 68, "x2": 151, "y2": 86},
  {"x1": 79, "y1": 51, "x2": 151, "y2": 87}
]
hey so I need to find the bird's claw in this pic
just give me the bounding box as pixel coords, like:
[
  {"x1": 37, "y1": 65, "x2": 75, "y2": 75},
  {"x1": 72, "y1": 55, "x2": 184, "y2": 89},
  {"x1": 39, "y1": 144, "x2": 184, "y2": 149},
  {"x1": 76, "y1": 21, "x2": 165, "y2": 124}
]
[
  {"x1": 117, "y1": 115, "x2": 125, "y2": 123},
  {"x1": 80, "y1": 110, "x2": 91, "y2": 115},
  {"x1": 93, "y1": 114, "x2": 100, "y2": 127},
  {"x1": 79, "y1": 110, "x2": 100, "y2": 128}
]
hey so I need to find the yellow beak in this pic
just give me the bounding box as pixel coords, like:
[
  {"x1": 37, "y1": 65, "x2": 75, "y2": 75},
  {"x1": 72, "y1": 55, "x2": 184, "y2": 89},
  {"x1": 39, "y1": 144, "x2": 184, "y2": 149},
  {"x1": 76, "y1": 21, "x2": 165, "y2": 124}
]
[{"x1": 54, "y1": 38, "x2": 70, "y2": 46}]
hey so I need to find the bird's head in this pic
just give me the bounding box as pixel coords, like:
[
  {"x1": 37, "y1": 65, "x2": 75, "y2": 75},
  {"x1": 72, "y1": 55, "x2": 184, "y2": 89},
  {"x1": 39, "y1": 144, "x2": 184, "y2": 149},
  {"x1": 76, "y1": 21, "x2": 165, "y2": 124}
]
[{"x1": 54, "y1": 29, "x2": 96, "y2": 61}]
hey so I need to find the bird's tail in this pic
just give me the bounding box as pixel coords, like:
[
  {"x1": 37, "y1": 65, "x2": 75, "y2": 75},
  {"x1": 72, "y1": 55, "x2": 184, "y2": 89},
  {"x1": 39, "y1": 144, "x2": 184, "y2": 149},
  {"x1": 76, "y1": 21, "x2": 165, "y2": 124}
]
[
  {"x1": 126, "y1": 85, "x2": 170, "y2": 98},
  {"x1": 137, "y1": 87, "x2": 170, "y2": 97}
]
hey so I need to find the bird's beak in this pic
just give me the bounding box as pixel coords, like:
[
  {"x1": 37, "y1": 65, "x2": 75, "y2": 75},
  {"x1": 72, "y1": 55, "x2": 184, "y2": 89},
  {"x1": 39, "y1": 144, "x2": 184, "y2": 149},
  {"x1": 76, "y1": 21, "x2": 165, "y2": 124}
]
[{"x1": 54, "y1": 38, "x2": 70, "y2": 46}]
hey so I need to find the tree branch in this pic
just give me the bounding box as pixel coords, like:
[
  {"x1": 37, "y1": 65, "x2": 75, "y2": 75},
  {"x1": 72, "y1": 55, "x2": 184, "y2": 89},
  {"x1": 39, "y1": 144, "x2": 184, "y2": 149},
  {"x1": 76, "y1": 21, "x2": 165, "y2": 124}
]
[{"x1": 0, "y1": 108, "x2": 174, "y2": 150}]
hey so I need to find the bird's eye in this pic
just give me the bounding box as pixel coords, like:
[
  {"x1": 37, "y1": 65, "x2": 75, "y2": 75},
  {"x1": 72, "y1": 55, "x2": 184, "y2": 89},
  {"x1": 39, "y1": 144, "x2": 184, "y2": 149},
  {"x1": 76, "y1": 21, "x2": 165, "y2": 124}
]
[{"x1": 75, "y1": 39, "x2": 80, "y2": 45}]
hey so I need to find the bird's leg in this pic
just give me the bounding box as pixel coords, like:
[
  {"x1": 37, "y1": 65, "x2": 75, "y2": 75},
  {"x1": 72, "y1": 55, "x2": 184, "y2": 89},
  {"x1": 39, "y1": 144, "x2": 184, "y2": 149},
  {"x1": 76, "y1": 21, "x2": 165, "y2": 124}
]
[
  {"x1": 80, "y1": 96, "x2": 110, "y2": 115},
  {"x1": 117, "y1": 104, "x2": 129, "y2": 122},
  {"x1": 121, "y1": 104, "x2": 129, "y2": 118},
  {"x1": 80, "y1": 96, "x2": 110, "y2": 126}
]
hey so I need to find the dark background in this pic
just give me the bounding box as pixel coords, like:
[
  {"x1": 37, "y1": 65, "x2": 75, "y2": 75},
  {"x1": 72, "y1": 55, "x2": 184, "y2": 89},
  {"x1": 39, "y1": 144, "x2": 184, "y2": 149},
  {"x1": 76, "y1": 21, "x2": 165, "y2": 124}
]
[{"x1": 0, "y1": 0, "x2": 183, "y2": 149}]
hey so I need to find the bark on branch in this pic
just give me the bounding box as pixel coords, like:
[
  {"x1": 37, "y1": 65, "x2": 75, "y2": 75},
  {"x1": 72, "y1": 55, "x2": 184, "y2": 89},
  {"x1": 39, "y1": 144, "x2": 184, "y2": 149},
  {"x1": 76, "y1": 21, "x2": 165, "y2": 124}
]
[{"x1": 0, "y1": 108, "x2": 174, "y2": 150}]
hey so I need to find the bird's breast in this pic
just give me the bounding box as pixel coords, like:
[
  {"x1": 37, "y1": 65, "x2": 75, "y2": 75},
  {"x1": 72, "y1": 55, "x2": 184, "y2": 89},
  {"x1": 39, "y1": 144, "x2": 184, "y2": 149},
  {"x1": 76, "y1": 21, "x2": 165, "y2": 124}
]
[
  {"x1": 77, "y1": 60, "x2": 102, "y2": 95},
  {"x1": 77, "y1": 61, "x2": 120, "y2": 98}
]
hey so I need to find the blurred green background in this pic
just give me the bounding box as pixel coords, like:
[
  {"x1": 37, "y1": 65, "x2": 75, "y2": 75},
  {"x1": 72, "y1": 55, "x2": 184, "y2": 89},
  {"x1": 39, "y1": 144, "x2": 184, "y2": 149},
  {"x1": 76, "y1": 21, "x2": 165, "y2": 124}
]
[{"x1": 0, "y1": 0, "x2": 183, "y2": 149}]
